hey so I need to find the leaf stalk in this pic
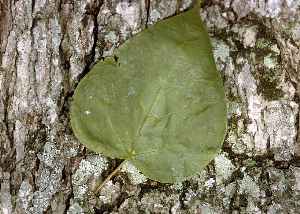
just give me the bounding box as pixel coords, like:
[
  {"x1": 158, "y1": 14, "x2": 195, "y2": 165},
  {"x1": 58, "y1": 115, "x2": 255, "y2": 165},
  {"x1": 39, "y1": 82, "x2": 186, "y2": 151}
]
[{"x1": 94, "y1": 160, "x2": 126, "y2": 195}]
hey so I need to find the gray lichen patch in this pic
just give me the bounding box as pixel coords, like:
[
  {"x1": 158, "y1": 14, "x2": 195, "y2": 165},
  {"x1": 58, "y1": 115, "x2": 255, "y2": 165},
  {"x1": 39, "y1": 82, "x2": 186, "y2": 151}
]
[
  {"x1": 62, "y1": 135, "x2": 81, "y2": 158},
  {"x1": 214, "y1": 153, "x2": 236, "y2": 185},
  {"x1": 148, "y1": 0, "x2": 187, "y2": 25},
  {"x1": 263, "y1": 54, "x2": 277, "y2": 70},
  {"x1": 67, "y1": 201, "x2": 84, "y2": 214},
  {"x1": 147, "y1": 0, "x2": 193, "y2": 24},
  {"x1": 17, "y1": 180, "x2": 33, "y2": 211},
  {"x1": 121, "y1": 161, "x2": 147, "y2": 185},
  {"x1": 212, "y1": 39, "x2": 231, "y2": 64},
  {"x1": 264, "y1": 101, "x2": 298, "y2": 161},
  {"x1": 25, "y1": 142, "x2": 65, "y2": 213},
  {"x1": 238, "y1": 174, "x2": 260, "y2": 197},
  {"x1": 102, "y1": 31, "x2": 120, "y2": 57},
  {"x1": 72, "y1": 155, "x2": 108, "y2": 200}
]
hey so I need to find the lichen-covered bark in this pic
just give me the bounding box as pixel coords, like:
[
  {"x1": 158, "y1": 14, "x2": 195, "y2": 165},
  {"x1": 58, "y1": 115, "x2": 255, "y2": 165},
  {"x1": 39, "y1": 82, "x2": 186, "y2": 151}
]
[{"x1": 0, "y1": 0, "x2": 299, "y2": 213}]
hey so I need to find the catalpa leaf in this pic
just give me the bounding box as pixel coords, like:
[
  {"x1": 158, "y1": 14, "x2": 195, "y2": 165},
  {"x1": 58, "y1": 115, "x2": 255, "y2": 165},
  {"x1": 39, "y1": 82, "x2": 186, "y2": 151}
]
[{"x1": 71, "y1": 8, "x2": 227, "y2": 183}]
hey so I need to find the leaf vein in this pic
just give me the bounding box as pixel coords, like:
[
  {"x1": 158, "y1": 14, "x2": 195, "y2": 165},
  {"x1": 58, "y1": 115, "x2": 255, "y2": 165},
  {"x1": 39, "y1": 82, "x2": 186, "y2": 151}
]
[{"x1": 135, "y1": 86, "x2": 163, "y2": 141}]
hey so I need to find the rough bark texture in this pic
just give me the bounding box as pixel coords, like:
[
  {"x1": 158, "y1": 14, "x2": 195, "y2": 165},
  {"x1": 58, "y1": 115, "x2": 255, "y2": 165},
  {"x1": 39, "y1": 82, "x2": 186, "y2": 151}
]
[{"x1": 0, "y1": 0, "x2": 300, "y2": 213}]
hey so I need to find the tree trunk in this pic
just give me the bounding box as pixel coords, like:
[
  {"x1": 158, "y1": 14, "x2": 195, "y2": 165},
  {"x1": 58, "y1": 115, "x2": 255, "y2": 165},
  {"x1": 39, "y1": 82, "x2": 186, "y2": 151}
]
[{"x1": 0, "y1": 0, "x2": 299, "y2": 213}]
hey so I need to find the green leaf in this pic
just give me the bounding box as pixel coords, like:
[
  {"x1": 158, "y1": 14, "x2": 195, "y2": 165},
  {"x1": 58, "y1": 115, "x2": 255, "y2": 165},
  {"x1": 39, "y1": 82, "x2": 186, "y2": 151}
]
[{"x1": 71, "y1": 8, "x2": 227, "y2": 183}]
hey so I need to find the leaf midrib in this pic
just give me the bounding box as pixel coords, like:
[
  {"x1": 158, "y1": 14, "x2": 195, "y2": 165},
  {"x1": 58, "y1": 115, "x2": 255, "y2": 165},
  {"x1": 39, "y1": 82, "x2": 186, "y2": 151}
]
[{"x1": 132, "y1": 86, "x2": 163, "y2": 151}]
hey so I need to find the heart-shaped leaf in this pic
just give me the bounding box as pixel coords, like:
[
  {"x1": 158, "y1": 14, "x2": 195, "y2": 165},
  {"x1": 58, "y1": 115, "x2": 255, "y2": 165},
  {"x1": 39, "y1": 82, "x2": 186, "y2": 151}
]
[{"x1": 71, "y1": 8, "x2": 227, "y2": 183}]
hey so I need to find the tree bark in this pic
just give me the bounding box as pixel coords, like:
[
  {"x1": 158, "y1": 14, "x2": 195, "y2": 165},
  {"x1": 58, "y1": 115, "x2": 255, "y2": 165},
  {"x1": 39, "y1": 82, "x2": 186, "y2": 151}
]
[{"x1": 0, "y1": 0, "x2": 299, "y2": 213}]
